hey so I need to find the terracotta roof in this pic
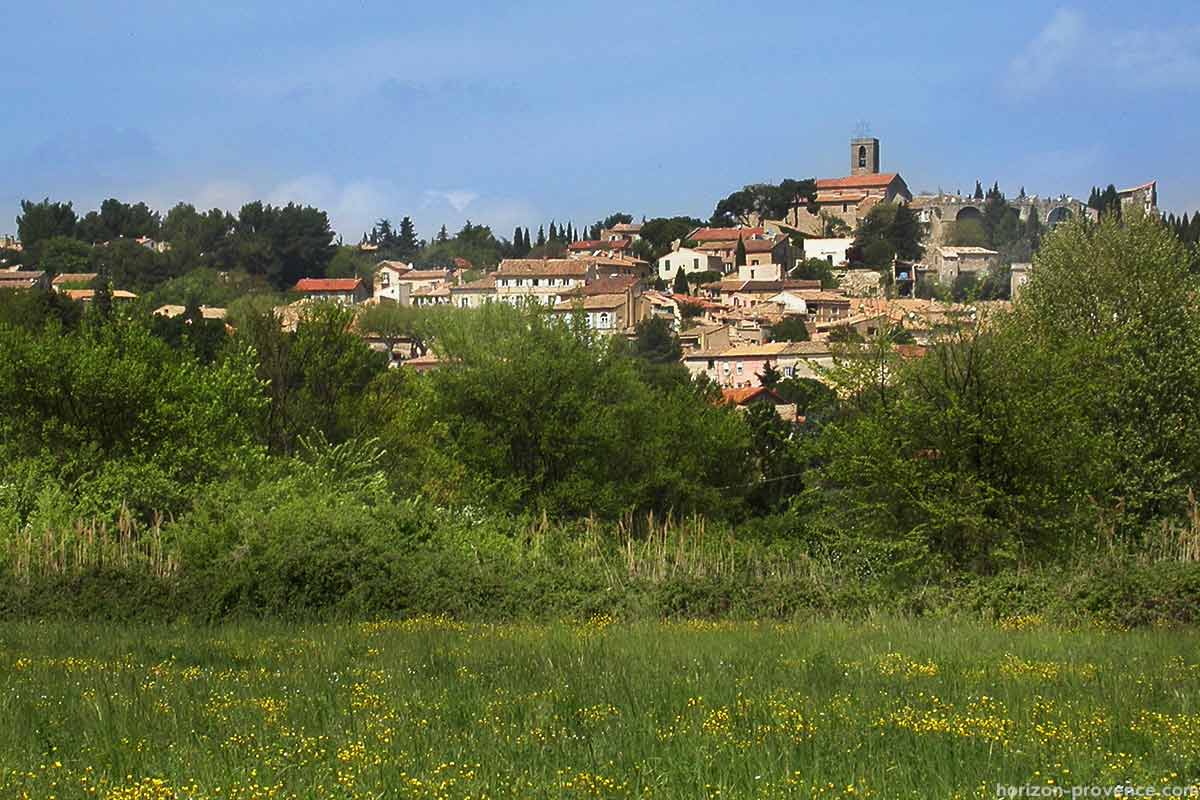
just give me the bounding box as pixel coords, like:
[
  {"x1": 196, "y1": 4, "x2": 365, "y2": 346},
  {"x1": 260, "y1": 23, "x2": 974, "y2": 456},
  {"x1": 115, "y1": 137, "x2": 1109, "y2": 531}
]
[
  {"x1": 1118, "y1": 180, "x2": 1156, "y2": 194},
  {"x1": 451, "y1": 274, "x2": 497, "y2": 291},
  {"x1": 295, "y1": 277, "x2": 363, "y2": 292},
  {"x1": 375, "y1": 260, "x2": 412, "y2": 272},
  {"x1": 722, "y1": 386, "x2": 785, "y2": 406},
  {"x1": 815, "y1": 192, "x2": 868, "y2": 204},
  {"x1": 743, "y1": 237, "x2": 786, "y2": 253},
  {"x1": 568, "y1": 239, "x2": 630, "y2": 251},
  {"x1": 554, "y1": 293, "x2": 626, "y2": 311},
  {"x1": 397, "y1": 269, "x2": 452, "y2": 281},
  {"x1": 688, "y1": 341, "x2": 832, "y2": 359},
  {"x1": 51, "y1": 272, "x2": 98, "y2": 286},
  {"x1": 63, "y1": 289, "x2": 138, "y2": 300},
  {"x1": 609, "y1": 223, "x2": 642, "y2": 232},
  {"x1": 815, "y1": 173, "x2": 899, "y2": 190},
  {"x1": 412, "y1": 285, "x2": 451, "y2": 297},
  {"x1": 453, "y1": 257, "x2": 474, "y2": 270},
  {"x1": 796, "y1": 290, "x2": 851, "y2": 304},
  {"x1": 687, "y1": 226, "x2": 765, "y2": 242},
  {"x1": 495, "y1": 259, "x2": 591, "y2": 277}
]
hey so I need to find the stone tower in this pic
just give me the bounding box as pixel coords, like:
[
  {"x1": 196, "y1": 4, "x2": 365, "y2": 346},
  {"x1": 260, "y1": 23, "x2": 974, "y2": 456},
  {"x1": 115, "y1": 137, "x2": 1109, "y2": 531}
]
[{"x1": 850, "y1": 137, "x2": 880, "y2": 176}]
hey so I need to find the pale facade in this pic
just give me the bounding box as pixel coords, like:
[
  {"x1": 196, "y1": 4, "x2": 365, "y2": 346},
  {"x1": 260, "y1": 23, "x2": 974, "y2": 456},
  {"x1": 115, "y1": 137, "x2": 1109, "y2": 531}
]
[{"x1": 657, "y1": 248, "x2": 723, "y2": 283}]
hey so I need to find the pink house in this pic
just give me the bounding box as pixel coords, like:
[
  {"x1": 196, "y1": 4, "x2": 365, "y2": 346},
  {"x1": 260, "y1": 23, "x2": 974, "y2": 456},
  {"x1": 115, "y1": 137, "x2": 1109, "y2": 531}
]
[{"x1": 682, "y1": 341, "x2": 833, "y2": 388}]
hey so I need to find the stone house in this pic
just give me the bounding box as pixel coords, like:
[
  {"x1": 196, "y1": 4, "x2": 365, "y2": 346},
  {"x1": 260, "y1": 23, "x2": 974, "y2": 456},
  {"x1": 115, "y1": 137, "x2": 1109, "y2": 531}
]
[
  {"x1": 493, "y1": 259, "x2": 595, "y2": 304},
  {"x1": 292, "y1": 277, "x2": 370, "y2": 305}
]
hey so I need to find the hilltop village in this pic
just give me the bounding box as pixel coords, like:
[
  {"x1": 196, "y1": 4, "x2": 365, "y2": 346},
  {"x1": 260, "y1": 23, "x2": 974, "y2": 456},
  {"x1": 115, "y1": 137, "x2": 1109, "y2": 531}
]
[{"x1": 0, "y1": 137, "x2": 1163, "y2": 410}]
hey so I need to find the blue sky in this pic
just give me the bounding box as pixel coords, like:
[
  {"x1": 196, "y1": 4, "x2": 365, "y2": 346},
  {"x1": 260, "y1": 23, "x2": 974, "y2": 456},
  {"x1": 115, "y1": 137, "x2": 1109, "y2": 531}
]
[{"x1": 2, "y1": 1, "x2": 1197, "y2": 241}]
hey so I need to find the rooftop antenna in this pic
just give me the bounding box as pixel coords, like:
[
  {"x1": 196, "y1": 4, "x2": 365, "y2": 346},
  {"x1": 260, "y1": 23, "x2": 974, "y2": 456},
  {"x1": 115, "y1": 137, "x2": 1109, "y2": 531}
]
[{"x1": 854, "y1": 120, "x2": 872, "y2": 138}]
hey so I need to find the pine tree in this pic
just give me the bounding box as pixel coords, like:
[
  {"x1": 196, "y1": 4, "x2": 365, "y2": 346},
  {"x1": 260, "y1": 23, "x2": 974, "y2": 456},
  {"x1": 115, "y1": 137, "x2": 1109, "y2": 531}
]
[
  {"x1": 436, "y1": 224, "x2": 450, "y2": 243},
  {"x1": 973, "y1": 181, "x2": 984, "y2": 200},
  {"x1": 757, "y1": 361, "x2": 782, "y2": 389},
  {"x1": 397, "y1": 217, "x2": 420, "y2": 259},
  {"x1": 673, "y1": 267, "x2": 689, "y2": 296}
]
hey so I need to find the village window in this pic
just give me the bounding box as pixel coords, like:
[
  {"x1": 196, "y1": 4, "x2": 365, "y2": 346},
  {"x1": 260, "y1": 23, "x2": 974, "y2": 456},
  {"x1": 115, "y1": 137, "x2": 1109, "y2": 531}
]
[
  {"x1": 460, "y1": 298, "x2": 468, "y2": 308},
  {"x1": 662, "y1": 258, "x2": 670, "y2": 272},
  {"x1": 858, "y1": 145, "x2": 867, "y2": 168},
  {"x1": 693, "y1": 258, "x2": 699, "y2": 269},
  {"x1": 381, "y1": 272, "x2": 390, "y2": 287},
  {"x1": 736, "y1": 363, "x2": 743, "y2": 374},
  {"x1": 599, "y1": 312, "x2": 609, "y2": 327},
  {"x1": 532, "y1": 278, "x2": 539, "y2": 286}
]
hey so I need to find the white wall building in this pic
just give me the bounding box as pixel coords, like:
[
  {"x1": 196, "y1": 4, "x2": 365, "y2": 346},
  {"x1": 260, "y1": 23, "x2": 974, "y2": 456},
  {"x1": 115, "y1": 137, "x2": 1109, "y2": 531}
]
[
  {"x1": 657, "y1": 247, "x2": 724, "y2": 283},
  {"x1": 802, "y1": 238, "x2": 854, "y2": 266}
]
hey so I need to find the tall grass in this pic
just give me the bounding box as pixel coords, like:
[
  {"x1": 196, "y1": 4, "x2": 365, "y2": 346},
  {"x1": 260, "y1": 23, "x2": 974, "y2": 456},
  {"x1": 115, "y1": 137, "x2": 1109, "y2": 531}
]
[
  {"x1": 4, "y1": 507, "x2": 177, "y2": 581},
  {"x1": 0, "y1": 618, "x2": 1198, "y2": 798}
]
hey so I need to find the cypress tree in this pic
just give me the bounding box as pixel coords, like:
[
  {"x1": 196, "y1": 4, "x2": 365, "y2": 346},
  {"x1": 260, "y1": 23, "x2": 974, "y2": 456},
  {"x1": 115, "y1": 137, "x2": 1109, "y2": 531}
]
[
  {"x1": 973, "y1": 180, "x2": 984, "y2": 200},
  {"x1": 673, "y1": 267, "x2": 689, "y2": 296},
  {"x1": 735, "y1": 236, "x2": 747, "y2": 267},
  {"x1": 536, "y1": 226, "x2": 546, "y2": 247}
]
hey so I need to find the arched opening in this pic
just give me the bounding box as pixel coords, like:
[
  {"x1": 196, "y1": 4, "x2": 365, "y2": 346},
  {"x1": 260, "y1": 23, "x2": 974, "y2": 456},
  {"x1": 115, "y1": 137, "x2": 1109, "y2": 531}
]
[
  {"x1": 858, "y1": 145, "x2": 867, "y2": 168},
  {"x1": 1047, "y1": 206, "x2": 1072, "y2": 226},
  {"x1": 955, "y1": 206, "x2": 983, "y2": 222}
]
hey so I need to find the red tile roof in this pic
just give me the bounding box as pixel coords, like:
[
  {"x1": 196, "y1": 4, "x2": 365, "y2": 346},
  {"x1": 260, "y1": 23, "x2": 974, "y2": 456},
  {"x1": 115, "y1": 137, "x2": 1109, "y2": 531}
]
[
  {"x1": 722, "y1": 386, "x2": 784, "y2": 406},
  {"x1": 688, "y1": 226, "x2": 765, "y2": 242},
  {"x1": 294, "y1": 277, "x2": 363, "y2": 292},
  {"x1": 815, "y1": 173, "x2": 899, "y2": 190},
  {"x1": 568, "y1": 239, "x2": 630, "y2": 251}
]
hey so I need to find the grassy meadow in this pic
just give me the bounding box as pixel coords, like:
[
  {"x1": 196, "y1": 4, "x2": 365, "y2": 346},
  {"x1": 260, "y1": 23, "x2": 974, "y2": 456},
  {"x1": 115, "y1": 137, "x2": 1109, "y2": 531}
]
[{"x1": 1, "y1": 616, "x2": 1198, "y2": 799}]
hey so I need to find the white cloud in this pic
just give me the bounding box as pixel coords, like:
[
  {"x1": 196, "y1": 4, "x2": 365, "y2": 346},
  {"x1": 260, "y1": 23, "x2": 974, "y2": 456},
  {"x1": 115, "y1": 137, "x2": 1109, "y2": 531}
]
[
  {"x1": 1006, "y1": 10, "x2": 1200, "y2": 98},
  {"x1": 422, "y1": 189, "x2": 479, "y2": 213},
  {"x1": 1111, "y1": 28, "x2": 1200, "y2": 90},
  {"x1": 1004, "y1": 9, "x2": 1085, "y2": 97}
]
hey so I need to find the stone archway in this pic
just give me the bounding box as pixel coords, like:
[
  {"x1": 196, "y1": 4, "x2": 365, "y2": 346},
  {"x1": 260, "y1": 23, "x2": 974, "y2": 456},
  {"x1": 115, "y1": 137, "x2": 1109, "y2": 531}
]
[
  {"x1": 1047, "y1": 206, "x2": 1072, "y2": 226},
  {"x1": 955, "y1": 206, "x2": 983, "y2": 222}
]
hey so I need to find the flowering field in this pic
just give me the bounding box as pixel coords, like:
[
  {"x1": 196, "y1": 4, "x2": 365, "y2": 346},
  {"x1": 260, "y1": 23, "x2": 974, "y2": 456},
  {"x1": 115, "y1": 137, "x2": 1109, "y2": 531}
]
[{"x1": 1, "y1": 616, "x2": 1198, "y2": 799}]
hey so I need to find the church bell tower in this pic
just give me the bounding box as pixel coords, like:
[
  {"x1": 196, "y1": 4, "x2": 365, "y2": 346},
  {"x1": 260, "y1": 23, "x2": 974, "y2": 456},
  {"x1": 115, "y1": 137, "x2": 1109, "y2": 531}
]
[{"x1": 851, "y1": 137, "x2": 880, "y2": 176}]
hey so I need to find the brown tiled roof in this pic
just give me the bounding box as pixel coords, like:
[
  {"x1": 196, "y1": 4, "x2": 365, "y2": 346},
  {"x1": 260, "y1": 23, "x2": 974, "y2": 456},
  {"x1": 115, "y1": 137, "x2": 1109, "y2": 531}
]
[
  {"x1": 397, "y1": 269, "x2": 452, "y2": 280},
  {"x1": 815, "y1": 173, "x2": 899, "y2": 189},
  {"x1": 51, "y1": 272, "x2": 98, "y2": 286},
  {"x1": 568, "y1": 239, "x2": 630, "y2": 251},
  {"x1": 451, "y1": 274, "x2": 497, "y2": 291},
  {"x1": 609, "y1": 223, "x2": 642, "y2": 232},
  {"x1": 495, "y1": 259, "x2": 591, "y2": 277},
  {"x1": 295, "y1": 277, "x2": 363, "y2": 292},
  {"x1": 722, "y1": 386, "x2": 784, "y2": 406},
  {"x1": 742, "y1": 237, "x2": 786, "y2": 253},
  {"x1": 63, "y1": 289, "x2": 138, "y2": 300},
  {"x1": 815, "y1": 192, "x2": 868, "y2": 204},
  {"x1": 375, "y1": 260, "x2": 411, "y2": 272},
  {"x1": 554, "y1": 293, "x2": 626, "y2": 311},
  {"x1": 688, "y1": 226, "x2": 765, "y2": 242}
]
